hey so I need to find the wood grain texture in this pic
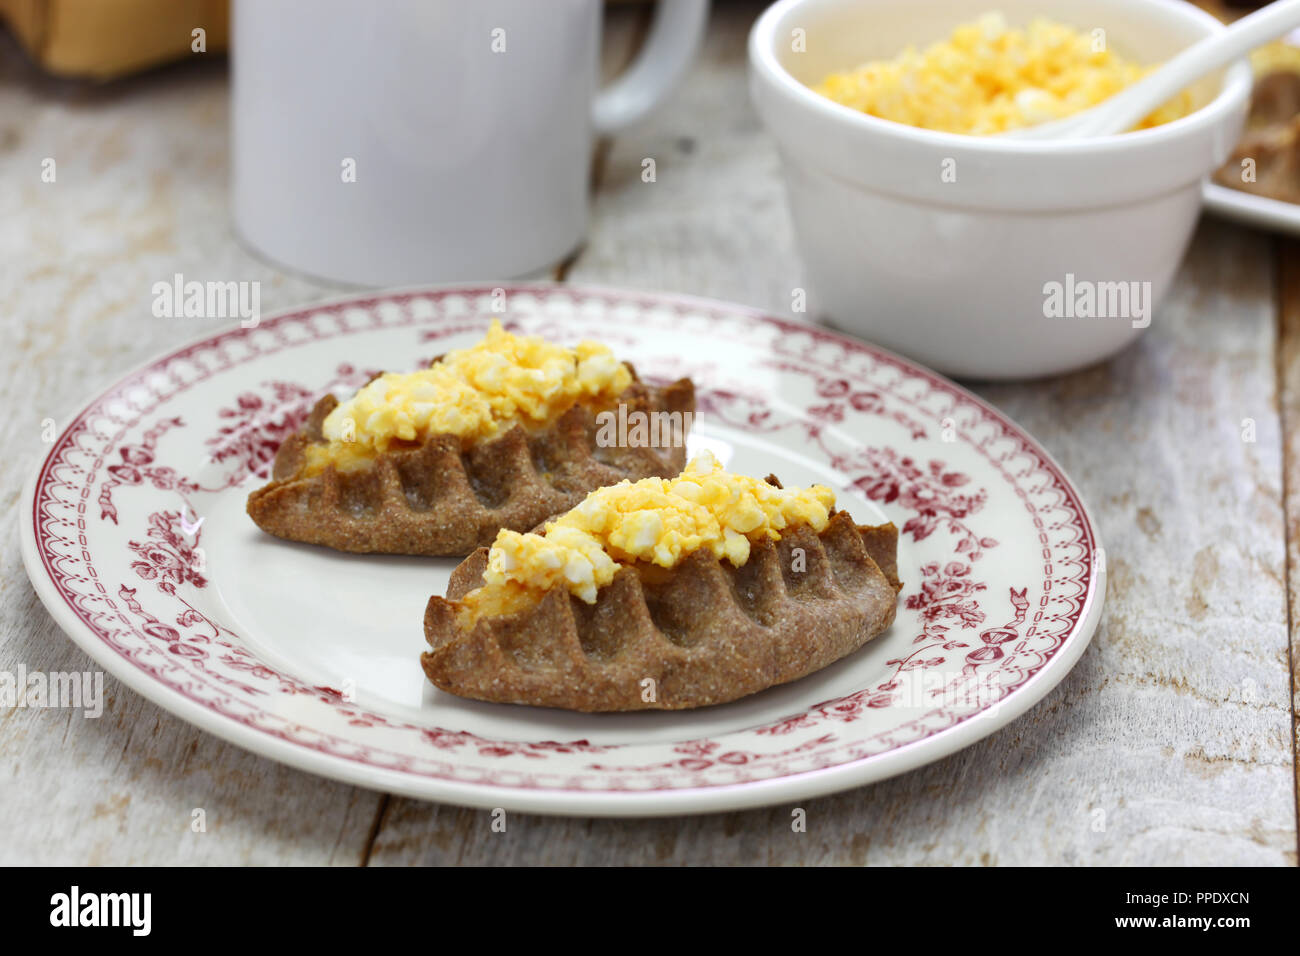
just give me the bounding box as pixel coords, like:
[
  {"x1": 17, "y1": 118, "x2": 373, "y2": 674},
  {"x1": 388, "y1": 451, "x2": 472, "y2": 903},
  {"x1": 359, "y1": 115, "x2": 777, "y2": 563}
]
[
  {"x1": 1279, "y1": 236, "x2": 1300, "y2": 853},
  {"x1": 1, "y1": 0, "x2": 1296, "y2": 865},
  {"x1": 368, "y1": 0, "x2": 1298, "y2": 866},
  {"x1": 0, "y1": 33, "x2": 379, "y2": 866},
  {"x1": 568, "y1": 2, "x2": 802, "y2": 313}
]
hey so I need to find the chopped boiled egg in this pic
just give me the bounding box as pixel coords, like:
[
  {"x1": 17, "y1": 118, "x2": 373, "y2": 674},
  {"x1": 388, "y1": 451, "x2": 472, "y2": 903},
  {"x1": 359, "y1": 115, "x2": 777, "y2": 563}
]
[
  {"x1": 812, "y1": 12, "x2": 1195, "y2": 135},
  {"x1": 304, "y1": 320, "x2": 632, "y2": 473},
  {"x1": 461, "y1": 451, "x2": 838, "y2": 616}
]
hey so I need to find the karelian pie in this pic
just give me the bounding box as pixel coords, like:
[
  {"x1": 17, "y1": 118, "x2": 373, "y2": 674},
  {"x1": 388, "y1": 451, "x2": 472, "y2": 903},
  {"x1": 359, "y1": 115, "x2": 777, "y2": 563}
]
[
  {"x1": 247, "y1": 321, "x2": 694, "y2": 555},
  {"x1": 1213, "y1": 43, "x2": 1300, "y2": 206},
  {"x1": 1214, "y1": 69, "x2": 1300, "y2": 205},
  {"x1": 423, "y1": 452, "x2": 901, "y2": 712}
]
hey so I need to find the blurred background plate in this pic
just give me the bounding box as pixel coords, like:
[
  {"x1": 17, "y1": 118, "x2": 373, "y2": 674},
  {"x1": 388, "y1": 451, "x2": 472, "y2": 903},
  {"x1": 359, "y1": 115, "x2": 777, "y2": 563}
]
[{"x1": 1204, "y1": 180, "x2": 1300, "y2": 234}]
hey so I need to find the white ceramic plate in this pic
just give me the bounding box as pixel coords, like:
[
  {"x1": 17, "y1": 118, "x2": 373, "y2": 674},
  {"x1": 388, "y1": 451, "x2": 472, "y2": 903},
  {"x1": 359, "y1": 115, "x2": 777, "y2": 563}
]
[
  {"x1": 21, "y1": 284, "x2": 1105, "y2": 816},
  {"x1": 1203, "y1": 181, "x2": 1300, "y2": 236}
]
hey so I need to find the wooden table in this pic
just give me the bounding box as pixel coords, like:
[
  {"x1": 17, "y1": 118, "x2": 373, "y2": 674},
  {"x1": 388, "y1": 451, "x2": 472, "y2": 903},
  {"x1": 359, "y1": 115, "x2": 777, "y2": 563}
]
[{"x1": 1, "y1": 1, "x2": 1296, "y2": 865}]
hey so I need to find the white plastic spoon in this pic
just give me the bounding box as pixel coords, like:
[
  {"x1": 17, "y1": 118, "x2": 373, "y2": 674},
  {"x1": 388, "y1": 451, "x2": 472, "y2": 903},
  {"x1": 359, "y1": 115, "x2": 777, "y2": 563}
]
[{"x1": 1005, "y1": 0, "x2": 1300, "y2": 140}]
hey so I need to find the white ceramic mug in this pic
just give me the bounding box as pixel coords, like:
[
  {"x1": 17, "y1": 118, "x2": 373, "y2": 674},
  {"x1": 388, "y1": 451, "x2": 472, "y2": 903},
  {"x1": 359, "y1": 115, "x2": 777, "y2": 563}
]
[{"x1": 232, "y1": 0, "x2": 709, "y2": 286}]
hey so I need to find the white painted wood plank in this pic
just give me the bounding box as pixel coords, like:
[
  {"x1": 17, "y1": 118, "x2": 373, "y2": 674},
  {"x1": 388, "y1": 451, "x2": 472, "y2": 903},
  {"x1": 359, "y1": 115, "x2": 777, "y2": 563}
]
[
  {"x1": 0, "y1": 39, "x2": 378, "y2": 865},
  {"x1": 1273, "y1": 236, "x2": 1300, "y2": 847},
  {"x1": 570, "y1": 14, "x2": 804, "y2": 313}
]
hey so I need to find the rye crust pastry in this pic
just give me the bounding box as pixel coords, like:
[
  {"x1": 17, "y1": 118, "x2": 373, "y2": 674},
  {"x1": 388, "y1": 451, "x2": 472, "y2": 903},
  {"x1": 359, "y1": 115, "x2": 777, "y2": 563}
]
[
  {"x1": 422, "y1": 507, "x2": 901, "y2": 712},
  {"x1": 246, "y1": 374, "x2": 695, "y2": 556}
]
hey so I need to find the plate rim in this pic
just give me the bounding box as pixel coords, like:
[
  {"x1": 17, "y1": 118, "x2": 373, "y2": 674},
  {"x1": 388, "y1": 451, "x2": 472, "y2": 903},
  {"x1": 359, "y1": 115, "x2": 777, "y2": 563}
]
[
  {"x1": 1202, "y1": 180, "x2": 1300, "y2": 236},
  {"x1": 19, "y1": 281, "x2": 1107, "y2": 816}
]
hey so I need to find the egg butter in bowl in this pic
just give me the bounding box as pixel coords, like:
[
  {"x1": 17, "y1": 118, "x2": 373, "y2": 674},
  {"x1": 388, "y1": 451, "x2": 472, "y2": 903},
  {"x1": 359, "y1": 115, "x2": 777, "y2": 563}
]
[{"x1": 749, "y1": 0, "x2": 1252, "y2": 379}]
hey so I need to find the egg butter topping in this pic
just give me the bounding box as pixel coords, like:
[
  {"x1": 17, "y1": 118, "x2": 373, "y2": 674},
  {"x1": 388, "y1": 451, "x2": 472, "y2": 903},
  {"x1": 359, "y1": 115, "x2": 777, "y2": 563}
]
[
  {"x1": 460, "y1": 451, "x2": 837, "y2": 619},
  {"x1": 813, "y1": 12, "x2": 1194, "y2": 136},
  {"x1": 306, "y1": 320, "x2": 632, "y2": 474}
]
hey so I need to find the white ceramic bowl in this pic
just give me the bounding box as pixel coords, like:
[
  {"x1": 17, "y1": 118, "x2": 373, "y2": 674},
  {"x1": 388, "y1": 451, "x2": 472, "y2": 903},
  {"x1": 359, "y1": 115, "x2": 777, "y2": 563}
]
[{"x1": 749, "y1": 0, "x2": 1252, "y2": 380}]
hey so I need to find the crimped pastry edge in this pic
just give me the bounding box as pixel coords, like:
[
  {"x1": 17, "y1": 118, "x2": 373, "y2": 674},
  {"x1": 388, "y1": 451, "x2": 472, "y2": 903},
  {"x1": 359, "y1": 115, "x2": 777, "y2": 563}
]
[
  {"x1": 422, "y1": 509, "x2": 901, "y2": 712},
  {"x1": 246, "y1": 375, "x2": 695, "y2": 556}
]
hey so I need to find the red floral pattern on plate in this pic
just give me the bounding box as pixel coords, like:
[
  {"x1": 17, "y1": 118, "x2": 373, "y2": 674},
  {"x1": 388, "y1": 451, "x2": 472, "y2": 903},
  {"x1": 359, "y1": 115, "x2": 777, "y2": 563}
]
[{"x1": 23, "y1": 285, "x2": 1100, "y2": 805}]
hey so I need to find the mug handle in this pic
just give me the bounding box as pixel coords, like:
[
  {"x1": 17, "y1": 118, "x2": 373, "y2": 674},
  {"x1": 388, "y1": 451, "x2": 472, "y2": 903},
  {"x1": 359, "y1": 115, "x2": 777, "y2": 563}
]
[{"x1": 592, "y1": 0, "x2": 710, "y2": 135}]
